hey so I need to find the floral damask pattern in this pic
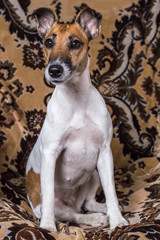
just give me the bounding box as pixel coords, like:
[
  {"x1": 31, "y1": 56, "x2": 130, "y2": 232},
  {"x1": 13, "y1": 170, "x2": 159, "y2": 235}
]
[
  {"x1": 0, "y1": 131, "x2": 6, "y2": 147},
  {"x1": 23, "y1": 43, "x2": 45, "y2": 70},
  {"x1": 91, "y1": 0, "x2": 160, "y2": 160},
  {"x1": 0, "y1": 0, "x2": 160, "y2": 239},
  {"x1": 25, "y1": 109, "x2": 46, "y2": 135},
  {"x1": 0, "y1": 60, "x2": 16, "y2": 81}
]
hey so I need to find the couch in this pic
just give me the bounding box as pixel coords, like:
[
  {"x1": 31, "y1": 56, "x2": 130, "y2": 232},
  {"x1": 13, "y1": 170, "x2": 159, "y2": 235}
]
[{"x1": 0, "y1": 0, "x2": 160, "y2": 239}]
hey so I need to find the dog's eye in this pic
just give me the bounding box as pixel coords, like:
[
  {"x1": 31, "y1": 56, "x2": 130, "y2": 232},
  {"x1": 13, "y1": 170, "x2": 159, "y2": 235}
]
[
  {"x1": 70, "y1": 40, "x2": 82, "y2": 50},
  {"x1": 44, "y1": 38, "x2": 54, "y2": 49}
]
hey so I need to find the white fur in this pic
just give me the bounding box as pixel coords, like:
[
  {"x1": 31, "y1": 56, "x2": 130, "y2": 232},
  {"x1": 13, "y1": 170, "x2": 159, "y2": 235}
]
[{"x1": 26, "y1": 56, "x2": 128, "y2": 231}]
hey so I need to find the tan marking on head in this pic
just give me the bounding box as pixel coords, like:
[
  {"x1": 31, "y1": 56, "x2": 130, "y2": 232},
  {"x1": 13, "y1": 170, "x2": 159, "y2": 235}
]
[
  {"x1": 43, "y1": 22, "x2": 89, "y2": 74},
  {"x1": 25, "y1": 168, "x2": 41, "y2": 209}
]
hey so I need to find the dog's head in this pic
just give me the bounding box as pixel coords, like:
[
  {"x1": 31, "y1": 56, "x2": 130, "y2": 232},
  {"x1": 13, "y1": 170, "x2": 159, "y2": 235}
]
[{"x1": 33, "y1": 5, "x2": 102, "y2": 84}]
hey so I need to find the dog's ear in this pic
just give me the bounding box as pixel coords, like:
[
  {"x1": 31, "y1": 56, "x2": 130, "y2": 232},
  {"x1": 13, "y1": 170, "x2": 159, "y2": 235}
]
[
  {"x1": 75, "y1": 6, "x2": 102, "y2": 40},
  {"x1": 32, "y1": 8, "x2": 57, "y2": 38}
]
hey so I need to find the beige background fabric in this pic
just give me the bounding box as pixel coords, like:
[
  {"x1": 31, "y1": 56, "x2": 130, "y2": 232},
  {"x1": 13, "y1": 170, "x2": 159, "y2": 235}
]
[{"x1": 0, "y1": 0, "x2": 160, "y2": 239}]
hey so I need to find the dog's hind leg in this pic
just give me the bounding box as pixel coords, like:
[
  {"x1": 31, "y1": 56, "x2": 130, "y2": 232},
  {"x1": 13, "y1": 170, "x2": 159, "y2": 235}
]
[
  {"x1": 83, "y1": 170, "x2": 107, "y2": 214},
  {"x1": 72, "y1": 170, "x2": 106, "y2": 214},
  {"x1": 55, "y1": 201, "x2": 108, "y2": 227}
]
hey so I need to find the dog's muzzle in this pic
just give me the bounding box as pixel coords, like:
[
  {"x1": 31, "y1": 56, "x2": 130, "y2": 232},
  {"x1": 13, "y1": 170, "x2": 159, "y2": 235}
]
[{"x1": 45, "y1": 60, "x2": 72, "y2": 83}]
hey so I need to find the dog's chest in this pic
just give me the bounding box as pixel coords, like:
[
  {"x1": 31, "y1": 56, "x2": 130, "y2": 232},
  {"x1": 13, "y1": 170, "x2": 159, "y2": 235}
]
[
  {"x1": 55, "y1": 115, "x2": 103, "y2": 188},
  {"x1": 65, "y1": 113, "x2": 103, "y2": 148}
]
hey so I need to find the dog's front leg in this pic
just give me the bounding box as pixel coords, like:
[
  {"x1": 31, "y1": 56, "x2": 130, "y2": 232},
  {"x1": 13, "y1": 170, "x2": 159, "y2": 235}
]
[
  {"x1": 97, "y1": 145, "x2": 128, "y2": 229},
  {"x1": 40, "y1": 146, "x2": 58, "y2": 232}
]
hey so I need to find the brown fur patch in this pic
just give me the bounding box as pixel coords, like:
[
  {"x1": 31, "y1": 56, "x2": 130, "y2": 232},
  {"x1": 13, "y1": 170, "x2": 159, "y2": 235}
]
[
  {"x1": 25, "y1": 168, "x2": 41, "y2": 208},
  {"x1": 43, "y1": 22, "x2": 89, "y2": 74}
]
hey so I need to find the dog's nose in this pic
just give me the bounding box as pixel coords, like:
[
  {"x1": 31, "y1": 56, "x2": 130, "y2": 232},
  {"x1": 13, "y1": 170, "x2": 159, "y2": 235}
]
[{"x1": 48, "y1": 65, "x2": 63, "y2": 78}]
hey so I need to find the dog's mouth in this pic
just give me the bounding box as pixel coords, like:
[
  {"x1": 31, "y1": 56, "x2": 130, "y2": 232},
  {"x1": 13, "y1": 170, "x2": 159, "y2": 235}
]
[{"x1": 45, "y1": 60, "x2": 73, "y2": 84}]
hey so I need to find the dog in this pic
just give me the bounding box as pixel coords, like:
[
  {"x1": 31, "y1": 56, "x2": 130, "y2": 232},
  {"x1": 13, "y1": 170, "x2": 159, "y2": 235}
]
[{"x1": 25, "y1": 5, "x2": 128, "y2": 232}]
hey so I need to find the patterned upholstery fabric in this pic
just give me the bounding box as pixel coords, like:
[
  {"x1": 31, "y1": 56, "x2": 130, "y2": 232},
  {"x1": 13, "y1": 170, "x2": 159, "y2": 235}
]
[{"x1": 0, "y1": 0, "x2": 160, "y2": 239}]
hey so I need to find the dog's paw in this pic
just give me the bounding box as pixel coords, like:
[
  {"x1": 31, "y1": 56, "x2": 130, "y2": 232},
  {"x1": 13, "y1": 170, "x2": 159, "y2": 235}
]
[
  {"x1": 109, "y1": 215, "x2": 128, "y2": 230},
  {"x1": 90, "y1": 213, "x2": 108, "y2": 227},
  {"x1": 40, "y1": 219, "x2": 57, "y2": 232}
]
